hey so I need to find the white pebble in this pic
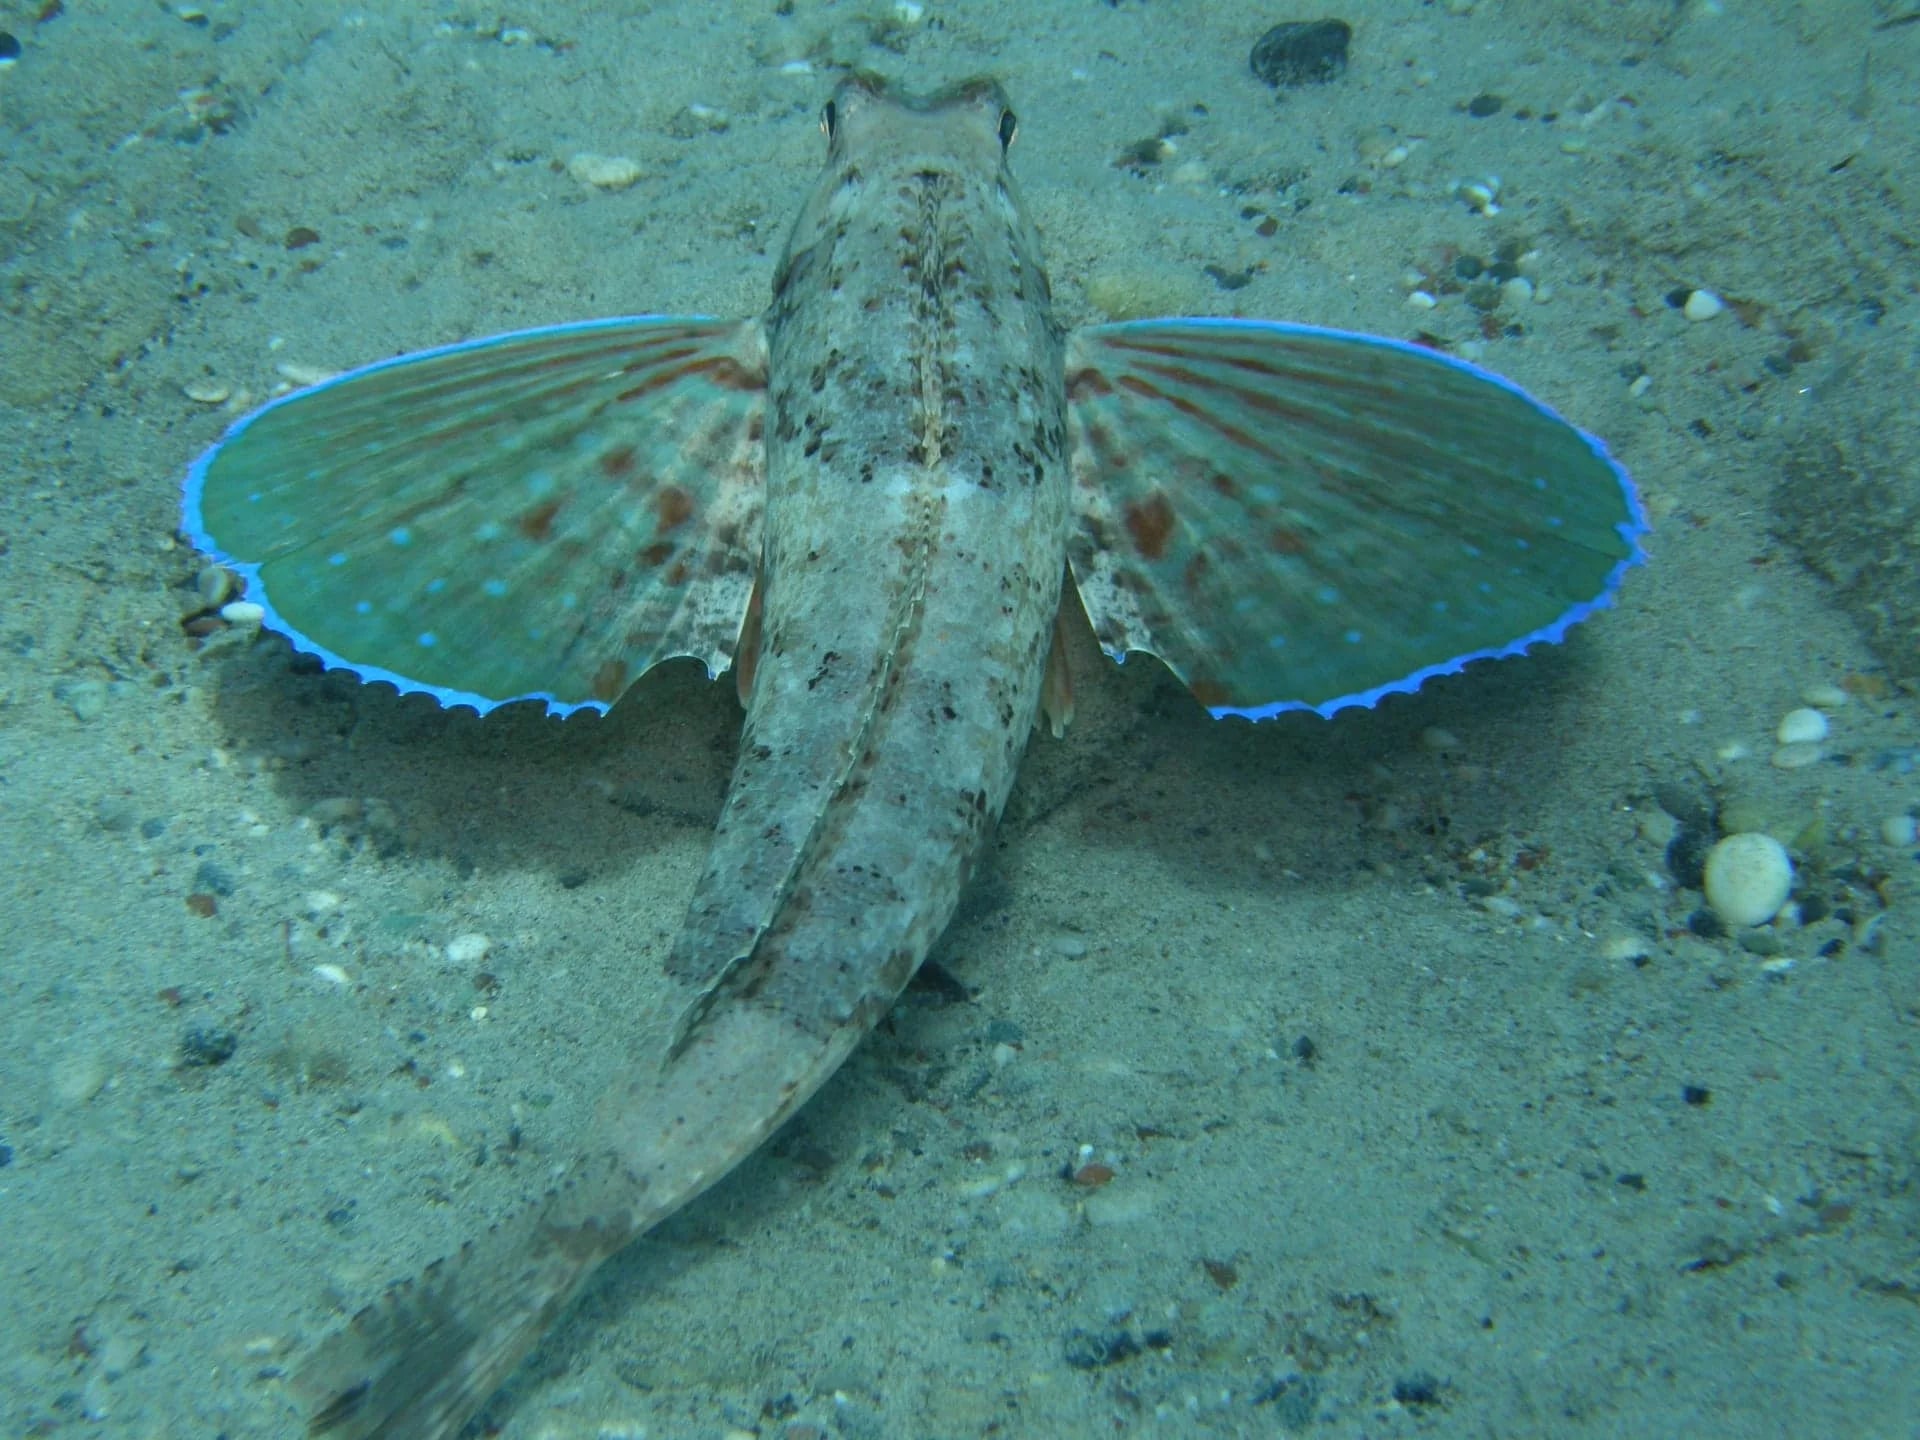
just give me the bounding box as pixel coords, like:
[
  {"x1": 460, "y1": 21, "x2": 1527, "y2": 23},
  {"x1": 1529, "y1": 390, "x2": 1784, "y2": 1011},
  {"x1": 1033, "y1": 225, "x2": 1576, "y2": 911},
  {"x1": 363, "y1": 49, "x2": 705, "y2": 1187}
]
[
  {"x1": 220, "y1": 600, "x2": 265, "y2": 625},
  {"x1": 1882, "y1": 814, "x2": 1918, "y2": 847},
  {"x1": 312, "y1": 963, "x2": 351, "y2": 987},
  {"x1": 1801, "y1": 682, "x2": 1849, "y2": 710},
  {"x1": 1600, "y1": 934, "x2": 1651, "y2": 963},
  {"x1": 444, "y1": 933, "x2": 492, "y2": 965},
  {"x1": 1683, "y1": 288, "x2": 1724, "y2": 321},
  {"x1": 1770, "y1": 742, "x2": 1822, "y2": 770},
  {"x1": 304, "y1": 890, "x2": 343, "y2": 920},
  {"x1": 53, "y1": 1050, "x2": 110, "y2": 1105},
  {"x1": 1775, "y1": 708, "x2": 1828, "y2": 745},
  {"x1": 183, "y1": 378, "x2": 232, "y2": 405},
  {"x1": 1405, "y1": 289, "x2": 1438, "y2": 310},
  {"x1": 567, "y1": 153, "x2": 643, "y2": 190},
  {"x1": 1703, "y1": 833, "x2": 1792, "y2": 928}
]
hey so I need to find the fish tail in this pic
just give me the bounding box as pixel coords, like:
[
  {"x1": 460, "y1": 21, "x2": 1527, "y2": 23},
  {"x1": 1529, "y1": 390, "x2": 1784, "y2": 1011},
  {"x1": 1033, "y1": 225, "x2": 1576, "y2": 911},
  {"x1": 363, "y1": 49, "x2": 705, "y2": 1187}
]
[{"x1": 295, "y1": 1158, "x2": 635, "y2": 1440}]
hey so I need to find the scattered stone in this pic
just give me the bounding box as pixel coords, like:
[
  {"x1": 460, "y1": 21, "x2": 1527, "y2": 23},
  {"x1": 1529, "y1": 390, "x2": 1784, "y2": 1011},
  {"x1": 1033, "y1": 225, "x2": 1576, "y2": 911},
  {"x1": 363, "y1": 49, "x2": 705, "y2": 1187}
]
[
  {"x1": 179, "y1": 1025, "x2": 239, "y2": 1068},
  {"x1": 53, "y1": 1051, "x2": 110, "y2": 1105},
  {"x1": 94, "y1": 797, "x2": 139, "y2": 833},
  {"x1": 567, "y1": 153, "x2": 644, "y2": 190},
  {"x1": 1775, "y1": 707, "x2": 1829, "y2": 745},
  {"x1": 1702, "y1": 833, "x2": 1793, "y2": 929},
  {"x1": 1250, "y1": 19, "x2": 1351, "y2": 89},
  {"x1": 444, "y1": 933, "x2": 492, "y2": 966},
  {"x1": 62, "y1": 679, "x2": 109, "y2": 723},
  {"x1": 1881, "y1": 814, "x2": 1917, "y2": 847},
  {"x1": 193, "y1": 859, "x2": 237, "y2": 897},
  {"x1": 1063, "y1": 1327, "x2": 1168, "y2": 1370},
  {"x1": 1392, "y1": 1372, "x2": 1445, "y2": 1406},
  {"x1": 1801, "y1": 682, "x2": 1849, "y2": 710},
  {"x1": 195, "y1": 565, "x2": 236, "y2": 606},
  {"x1": 220, "y1": 600, "x2": 265, "y2": 626},
  {"x1": 1682, "y1": 288, "x2": 1724, "y2": 321}
]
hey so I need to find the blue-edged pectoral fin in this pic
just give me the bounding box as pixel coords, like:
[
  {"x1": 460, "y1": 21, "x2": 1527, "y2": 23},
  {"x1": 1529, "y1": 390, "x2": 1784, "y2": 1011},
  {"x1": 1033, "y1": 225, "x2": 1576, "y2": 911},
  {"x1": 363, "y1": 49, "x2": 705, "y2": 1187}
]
[
  {"x1": 184, "y1": 317, "x2": 769, "y2": 716},
  {"x1": 1062, "y1": 318, "x2": 1647, "y2": 719}
]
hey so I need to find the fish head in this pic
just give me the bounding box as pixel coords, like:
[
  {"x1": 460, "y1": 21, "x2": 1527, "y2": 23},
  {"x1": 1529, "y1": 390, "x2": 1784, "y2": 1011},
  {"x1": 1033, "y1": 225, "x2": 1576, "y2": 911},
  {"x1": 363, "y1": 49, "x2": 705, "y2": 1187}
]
[
  {"x1": 819, "y1": 71, "x2": 1016, "y2": 174},
  {"x1": 772, "y1": 73, "x2": 1045, "y2": 313}
]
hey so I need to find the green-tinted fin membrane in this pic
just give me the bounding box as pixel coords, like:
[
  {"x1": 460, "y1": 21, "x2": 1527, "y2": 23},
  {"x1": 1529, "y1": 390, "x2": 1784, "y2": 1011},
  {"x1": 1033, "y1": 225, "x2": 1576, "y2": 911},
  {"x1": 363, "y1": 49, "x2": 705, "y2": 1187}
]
[
  {"x1": 1062, "y1": 319, "x2": 1647, "y2": 719},
  {"x1": 184, "y1": 316, "x2": 769, "y2": 715}
]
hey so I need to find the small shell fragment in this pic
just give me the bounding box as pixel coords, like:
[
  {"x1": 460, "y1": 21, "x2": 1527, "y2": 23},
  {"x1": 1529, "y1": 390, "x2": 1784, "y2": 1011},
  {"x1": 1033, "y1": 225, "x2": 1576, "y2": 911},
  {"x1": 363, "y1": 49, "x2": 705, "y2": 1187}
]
[
  {"x1": 1682, "y1": 288, "x2": 1724, "y2": 322},
  {"x1": 567, "y1": 153, "x2": 643, "y2": 190},
  {"x1": 444, "y1": 933, "x2": 492, "y2": 965}
]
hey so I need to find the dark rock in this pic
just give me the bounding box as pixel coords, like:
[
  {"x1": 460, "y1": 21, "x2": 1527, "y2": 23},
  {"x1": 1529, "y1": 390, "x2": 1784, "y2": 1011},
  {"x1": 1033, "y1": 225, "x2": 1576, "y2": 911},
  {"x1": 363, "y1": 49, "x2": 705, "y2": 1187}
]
[
  {"x1": 1063, "y1": 1327, "x2": 1142, "y2": 1369},
  {"x1": 1250, "y1": 20, "x2": 1351, "y2": 90},
  {"x1": 180, "y1": 1026, "x2": 239, "y2": 1068},
  {"x1": 1392, "y1": 1372, "x2": 1445, "y2": 1406}
]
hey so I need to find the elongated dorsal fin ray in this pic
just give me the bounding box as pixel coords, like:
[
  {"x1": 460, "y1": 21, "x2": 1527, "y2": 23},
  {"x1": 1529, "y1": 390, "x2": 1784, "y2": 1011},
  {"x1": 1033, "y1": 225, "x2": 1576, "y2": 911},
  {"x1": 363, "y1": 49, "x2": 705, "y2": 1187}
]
[
  {"x1": 185, "y1": 317, "x2": 769, "y2": 716},
  {"x1": 1062, "y1": 318, "x2": 1647, "y2": 720}
]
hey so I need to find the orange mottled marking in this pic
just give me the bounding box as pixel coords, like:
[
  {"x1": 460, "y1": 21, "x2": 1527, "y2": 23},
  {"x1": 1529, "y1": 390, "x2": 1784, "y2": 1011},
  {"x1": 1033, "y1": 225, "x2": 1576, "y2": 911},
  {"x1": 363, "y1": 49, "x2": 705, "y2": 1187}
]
[
  {"x1": 1124, "y1": 490, "x2": 1175, "y2": 561},
  {"x1": 655, "y1": 485, "x2": 695, "y2": 531},
  {"x1": 1189, "y1": 676, "x2": 1231, "y2": 708},
  {"x1": 519, "y1": 498, "x2": 563, "y2": 541},
  {"x1": 1267, "y1": 526, "x2": 1308, "y2": 555},
  {"x1": 590, "y1": 659, "x2": 629, "y2": 703}
]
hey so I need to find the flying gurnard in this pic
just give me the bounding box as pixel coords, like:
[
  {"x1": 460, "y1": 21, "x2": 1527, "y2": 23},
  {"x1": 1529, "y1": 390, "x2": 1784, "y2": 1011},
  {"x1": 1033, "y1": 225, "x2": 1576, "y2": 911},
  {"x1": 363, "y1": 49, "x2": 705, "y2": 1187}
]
[{"x1": 182, "y1": 71, "x2": 1645, "y2": 1439}]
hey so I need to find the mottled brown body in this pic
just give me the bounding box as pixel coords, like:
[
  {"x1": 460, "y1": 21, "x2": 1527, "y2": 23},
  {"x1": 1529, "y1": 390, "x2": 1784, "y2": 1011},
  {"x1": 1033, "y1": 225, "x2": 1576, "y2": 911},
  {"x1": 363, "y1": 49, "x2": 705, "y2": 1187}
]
[{"x1": 295, "y1": 75, "x2": 1071, "y2": 1438}]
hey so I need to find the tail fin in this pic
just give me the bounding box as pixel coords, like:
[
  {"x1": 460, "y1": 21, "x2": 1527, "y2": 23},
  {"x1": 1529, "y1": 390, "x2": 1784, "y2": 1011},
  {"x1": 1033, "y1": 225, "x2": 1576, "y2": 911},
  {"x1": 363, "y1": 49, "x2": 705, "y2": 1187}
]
[{"x1": 295, "y1": 1164, "x2": 633, "y2": 1439}]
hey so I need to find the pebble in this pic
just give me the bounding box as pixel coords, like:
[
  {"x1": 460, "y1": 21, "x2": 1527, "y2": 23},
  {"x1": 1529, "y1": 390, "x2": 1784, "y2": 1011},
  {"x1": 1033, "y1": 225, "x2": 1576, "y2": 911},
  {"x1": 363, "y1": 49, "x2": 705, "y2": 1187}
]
[
  {"x1": 53, "y1": 1050, "x2": 110, "y2": 1105},
  {"x1": 1249, "y1": 19, "x2": 1352, "y2": 89},
  {"x1": 195, "y1": 565, "x2": 235, "y2": 606},
  {"x1": 1771, "y1": 742, "x2": 1823, "y2": 770},
  {"x1": 183, "y1": 378, "x2": 232, "y2": 405},
  {"x1": 1702, "y1": 833, "x2": 1793, "y2": 929},
  {"x1": 220, "y1": 600, "x2": 265, "y2": 625},
  {"x1": 1776, "y1": 708, "x2": 1828, "y2": 745},
  {"x1": 1801, "y1": 682, "x2": 1849, "y2": 710},
  {"x1": 64, "y1": 679, "x2": 109, "y2": 723},
  {"x1": 1882, "y1": 814, "x2": 1918, "y2": 847},
  {"x1": 444, "y1": 933, "x2": 492, "y2": 965},
  {"x1": 1682, "y1": 288, "x2": 1724, "y2": 321},
  {"x1": 567, "y1": 153, "x2": 643, "y2": 190},
  {"x1": 1600, "y1": 933, "x2": 1652, "y2": 963},
  {"x1": 1049, "y1": 934, "x2": 1089, "y2": 960}
]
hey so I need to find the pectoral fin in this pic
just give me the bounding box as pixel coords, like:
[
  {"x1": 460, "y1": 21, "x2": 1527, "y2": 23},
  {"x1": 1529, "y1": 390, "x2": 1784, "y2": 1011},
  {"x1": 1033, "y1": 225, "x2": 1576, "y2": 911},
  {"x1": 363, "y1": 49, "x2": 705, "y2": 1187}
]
[
  {"x1": 185, "y1": 317, "x2": 769, "y2": 716},
  {"x1": 1062, "y1": 319, "x2": 1647, "y2": 719}
]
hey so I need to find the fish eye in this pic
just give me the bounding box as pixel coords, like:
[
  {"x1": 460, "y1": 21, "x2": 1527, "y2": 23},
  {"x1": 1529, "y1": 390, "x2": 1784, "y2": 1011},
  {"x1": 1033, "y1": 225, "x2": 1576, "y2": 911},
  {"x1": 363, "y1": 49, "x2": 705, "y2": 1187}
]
[
  {"x1": 997, "y1": 108, "x2": 1018, "y2": 151},
  {"x1": 821, "y1": 100, "x2": 838, "y2": 142}
]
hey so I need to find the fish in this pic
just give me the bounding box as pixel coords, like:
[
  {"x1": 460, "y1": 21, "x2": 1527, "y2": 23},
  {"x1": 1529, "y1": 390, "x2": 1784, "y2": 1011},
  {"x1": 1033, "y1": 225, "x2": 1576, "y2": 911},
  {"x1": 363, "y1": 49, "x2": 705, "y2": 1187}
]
[{"x1": 180, "y1": 71, "x2": 1646, "y2": 1439}]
